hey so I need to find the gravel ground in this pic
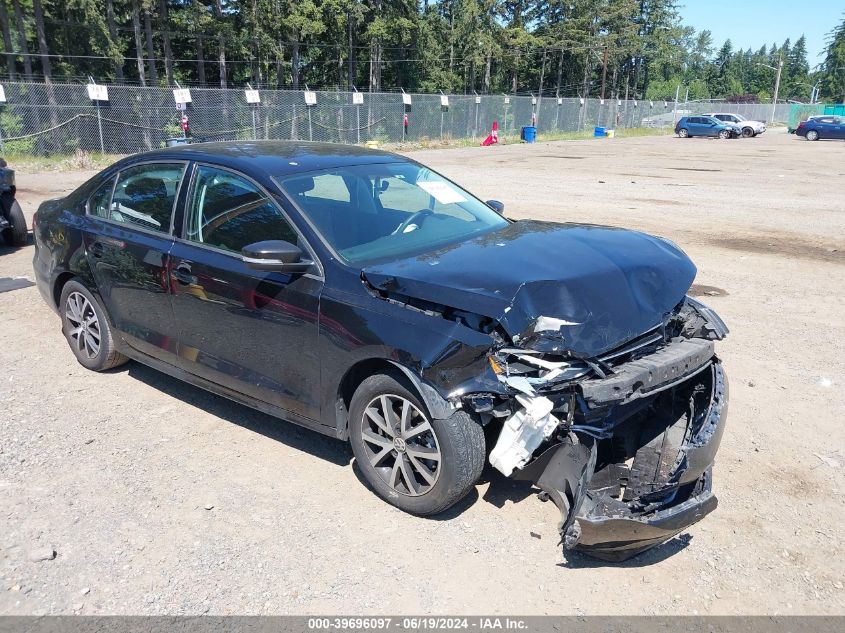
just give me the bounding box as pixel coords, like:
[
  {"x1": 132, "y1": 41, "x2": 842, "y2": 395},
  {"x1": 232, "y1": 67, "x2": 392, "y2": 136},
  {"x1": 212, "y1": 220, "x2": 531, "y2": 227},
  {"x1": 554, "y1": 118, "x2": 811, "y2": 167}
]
[{"x1": 1, "y1": 129, "x2": 843, "y2": 615}]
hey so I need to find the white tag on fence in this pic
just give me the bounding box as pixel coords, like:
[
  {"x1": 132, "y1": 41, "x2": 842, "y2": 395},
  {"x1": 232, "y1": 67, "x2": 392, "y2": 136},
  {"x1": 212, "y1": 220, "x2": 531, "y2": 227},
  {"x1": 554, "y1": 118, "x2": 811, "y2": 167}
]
[
  {"x1": 86, "y1": 84, "x2": 109, "y2": 101},
  {"x1": 304, "y1": 91, "x2": 317, "y2": 105},
  {"x1": 475, "y1": 96, "x2": 481, "y2": 104},
  {"x1": 402, "y1": 93, "x2": 412, "y2": 105},
  {"x1": 504, "y1": 97, "x2": 510, "y2": 104},
  {"x1": 173, "y1": 88, "x2": 192, "y2": 104},
  {"x1": 245, "y1": 89, "x2": 260, "y2": 104},
  {"x1": 440, "y1": 95, "x2": 449, "y2": 107},
  {"x1": 352, "y1": 92, "x2": 364, "y2": 105},
  {"x1": 0, "y1": 85, "x2": 6, "y2": 103}
]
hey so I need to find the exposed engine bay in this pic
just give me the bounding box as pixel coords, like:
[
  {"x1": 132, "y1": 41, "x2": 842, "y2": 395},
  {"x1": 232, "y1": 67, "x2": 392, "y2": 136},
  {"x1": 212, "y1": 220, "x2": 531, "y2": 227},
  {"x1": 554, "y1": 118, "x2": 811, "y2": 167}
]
[{"x1": 468, "y1": 296, "x2": 729, "y2": 561}]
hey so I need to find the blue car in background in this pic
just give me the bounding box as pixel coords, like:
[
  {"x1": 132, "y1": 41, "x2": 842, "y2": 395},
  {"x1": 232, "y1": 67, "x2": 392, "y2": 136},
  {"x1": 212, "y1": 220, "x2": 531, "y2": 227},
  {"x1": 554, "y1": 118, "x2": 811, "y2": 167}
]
[
  {"x1": 675, "y1": 116, "x2": 739, "y2": 139},
  {"x1": 795, "y1": 116, "x2": 845, "y2": 141}
]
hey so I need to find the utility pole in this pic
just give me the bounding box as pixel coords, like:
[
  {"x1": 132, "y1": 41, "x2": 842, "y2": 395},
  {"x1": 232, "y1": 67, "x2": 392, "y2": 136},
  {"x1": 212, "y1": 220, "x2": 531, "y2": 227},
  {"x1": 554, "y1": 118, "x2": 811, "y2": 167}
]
[
  {"x1": 771, "y1": 57, "x2": 783, "y2": 124},
  {"x1": 600, "y1": 46, "x2": 609, "y2": 100},
  {"x1": 672, "y1": 84, "x2": 680, "y2": 125},
  {"x1": 756, "y1": 58, "x2": 784, "y2": 124}
]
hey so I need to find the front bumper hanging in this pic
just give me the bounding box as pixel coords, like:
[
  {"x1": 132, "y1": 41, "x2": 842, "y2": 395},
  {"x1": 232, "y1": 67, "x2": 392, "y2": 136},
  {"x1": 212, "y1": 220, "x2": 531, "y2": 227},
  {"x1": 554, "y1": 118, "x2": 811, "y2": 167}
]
[{"x1": 513, "y1": 352, "x2": 728, "y2": 562}]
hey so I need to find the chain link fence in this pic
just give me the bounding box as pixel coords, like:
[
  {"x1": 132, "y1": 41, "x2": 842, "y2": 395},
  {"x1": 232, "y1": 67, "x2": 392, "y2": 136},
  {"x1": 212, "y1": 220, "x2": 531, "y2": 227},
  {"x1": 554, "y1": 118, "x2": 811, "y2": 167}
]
[{"x1": 0, "y1": 81, "x2": 795, "y2": 156}]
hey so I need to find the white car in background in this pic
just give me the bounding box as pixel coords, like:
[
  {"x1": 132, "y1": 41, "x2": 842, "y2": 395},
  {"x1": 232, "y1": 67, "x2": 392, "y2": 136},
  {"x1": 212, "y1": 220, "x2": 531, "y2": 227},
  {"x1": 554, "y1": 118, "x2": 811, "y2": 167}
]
[{"x1": 704, "y1": 113, "x2": 766, "y2": 137}]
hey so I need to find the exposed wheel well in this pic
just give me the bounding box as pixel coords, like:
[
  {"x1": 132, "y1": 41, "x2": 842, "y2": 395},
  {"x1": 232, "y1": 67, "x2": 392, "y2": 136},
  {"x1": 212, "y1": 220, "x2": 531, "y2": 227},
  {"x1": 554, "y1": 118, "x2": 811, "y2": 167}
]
[
  {"x1": 53, "y1": 272, "x2": 77, "y2": 309},
  {"x1": 335, "y1": 358, "x2": 418, "y2": 440}
]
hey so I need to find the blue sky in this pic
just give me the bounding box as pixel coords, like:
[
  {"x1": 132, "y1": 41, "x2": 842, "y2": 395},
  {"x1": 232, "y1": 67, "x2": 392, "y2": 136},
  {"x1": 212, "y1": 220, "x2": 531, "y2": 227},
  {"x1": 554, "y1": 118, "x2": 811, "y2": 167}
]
[{"x1": 679, "y1": 1, "x2": 845, "y2": 69}]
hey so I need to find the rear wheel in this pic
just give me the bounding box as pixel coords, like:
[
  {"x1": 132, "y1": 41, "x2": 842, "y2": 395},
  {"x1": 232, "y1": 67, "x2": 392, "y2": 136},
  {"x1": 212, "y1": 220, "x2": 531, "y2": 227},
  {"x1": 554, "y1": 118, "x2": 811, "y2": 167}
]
[
  {"x1": 349, "y1": 373, "x2": 485, "y2": 515},
  {"x1": 59, "y1": 279, "x2": 128, "y2": 371},
  {"x1": 678, "y1": 128, "x2": 689, "y2": 138},
  {"x1": 718, "y1": 129, "x2": 730, "y2": 139},
  {"x1": 1, "y1": 196, "x2": 27, "y2": 246},
  {"x1": 806, "y1": 130, "x2": 819, "y2": 141}
]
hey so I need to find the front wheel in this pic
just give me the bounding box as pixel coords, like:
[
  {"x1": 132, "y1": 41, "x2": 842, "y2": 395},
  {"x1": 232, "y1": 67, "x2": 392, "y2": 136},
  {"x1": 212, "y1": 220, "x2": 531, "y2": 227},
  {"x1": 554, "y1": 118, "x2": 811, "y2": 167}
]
[
  {"x1": 718, "y1": 129, "x2": 731, "y2": 139},
  {"x1": 59, "y1": 279, "x2": 128, "y2": 371},
  {"x1": 677, "y1": 128, "x2": 689, "y2": 138},
  {"x1": 806, "y1": 130, "x2": 819, "y2": 141},
  {"x1": 741, "y1": 127, "x2": 755, "y2": 138},
  {"x1": 1, "y1": 196, "x2": 27, "y2": 246},
  {"x1": 349, "y1": 373, "x2": 485, "y2": 515}
]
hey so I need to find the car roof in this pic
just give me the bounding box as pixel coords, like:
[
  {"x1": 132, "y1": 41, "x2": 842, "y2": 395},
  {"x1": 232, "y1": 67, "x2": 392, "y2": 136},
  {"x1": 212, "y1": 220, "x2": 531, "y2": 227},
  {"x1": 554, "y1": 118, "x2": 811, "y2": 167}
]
[{"x1": 119, "y1": 140, "x2": 405, "y2": 178}]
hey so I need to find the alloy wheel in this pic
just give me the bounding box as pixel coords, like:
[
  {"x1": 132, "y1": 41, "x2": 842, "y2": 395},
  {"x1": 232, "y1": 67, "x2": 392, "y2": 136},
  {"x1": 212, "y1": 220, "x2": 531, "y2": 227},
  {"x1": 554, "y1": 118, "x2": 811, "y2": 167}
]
[
  {"x1": 65, "y1": 291, "x2": 101, "y2": 359},
  {"x1": 360, "y1": 394, "x2": 441, "y2": 496}
]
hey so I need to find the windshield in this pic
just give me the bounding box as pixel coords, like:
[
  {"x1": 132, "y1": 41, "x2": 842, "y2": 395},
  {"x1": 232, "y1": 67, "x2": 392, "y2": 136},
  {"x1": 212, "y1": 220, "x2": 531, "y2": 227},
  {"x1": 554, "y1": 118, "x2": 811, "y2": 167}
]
[{"x1": 277, "y1": 162, "x2": 509, "y2": 265}]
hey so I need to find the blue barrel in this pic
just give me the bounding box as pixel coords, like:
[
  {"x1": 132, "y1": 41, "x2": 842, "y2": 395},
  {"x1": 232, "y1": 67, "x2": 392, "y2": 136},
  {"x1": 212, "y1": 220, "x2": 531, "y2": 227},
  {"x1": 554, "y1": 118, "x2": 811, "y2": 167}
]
[
  {"x1": 521, "y1": 126, "x2": 537, "y2": 143},
  {"x1": 594, "y1": 126, "x2": 606, "y2": 137}
]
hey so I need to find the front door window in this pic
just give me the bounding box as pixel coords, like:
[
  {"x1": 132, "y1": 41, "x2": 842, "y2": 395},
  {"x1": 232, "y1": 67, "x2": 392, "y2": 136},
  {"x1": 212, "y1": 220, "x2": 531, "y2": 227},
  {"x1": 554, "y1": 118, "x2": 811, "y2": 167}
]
[{"x1": 185, "y1": 166, "x2": 298, "y2": 253}]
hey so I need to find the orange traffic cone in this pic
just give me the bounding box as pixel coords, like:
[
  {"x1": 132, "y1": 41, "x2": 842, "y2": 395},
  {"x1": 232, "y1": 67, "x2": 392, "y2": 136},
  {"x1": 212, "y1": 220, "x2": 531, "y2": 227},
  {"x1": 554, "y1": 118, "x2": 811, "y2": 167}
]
[{"x1": 481, "y1": 120, "x2": 499, "y2": 146}]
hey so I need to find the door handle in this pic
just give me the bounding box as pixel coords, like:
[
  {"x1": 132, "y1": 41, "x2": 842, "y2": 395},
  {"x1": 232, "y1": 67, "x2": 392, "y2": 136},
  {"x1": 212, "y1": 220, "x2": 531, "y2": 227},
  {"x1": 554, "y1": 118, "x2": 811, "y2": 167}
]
[
  {"x1": 89, "y1": 242, "x2": 105, "y2": 258},
  {"x1": 173, "y1": 263, "x2": 197, "y2": 285}
]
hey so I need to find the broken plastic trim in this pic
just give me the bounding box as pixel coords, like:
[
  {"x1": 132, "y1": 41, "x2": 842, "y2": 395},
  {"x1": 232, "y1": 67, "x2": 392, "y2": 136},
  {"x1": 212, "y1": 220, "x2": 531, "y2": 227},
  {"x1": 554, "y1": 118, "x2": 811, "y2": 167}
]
[{"x1": 514, "y1": 358, "x2": 727, "y2": 561}]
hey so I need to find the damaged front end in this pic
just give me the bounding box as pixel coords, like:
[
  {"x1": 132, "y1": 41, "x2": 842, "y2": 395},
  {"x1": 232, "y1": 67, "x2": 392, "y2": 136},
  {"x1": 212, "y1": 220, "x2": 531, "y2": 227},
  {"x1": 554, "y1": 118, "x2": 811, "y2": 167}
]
[{"x1": 476, "y1": 297, "x2": 729, "y2": 562}]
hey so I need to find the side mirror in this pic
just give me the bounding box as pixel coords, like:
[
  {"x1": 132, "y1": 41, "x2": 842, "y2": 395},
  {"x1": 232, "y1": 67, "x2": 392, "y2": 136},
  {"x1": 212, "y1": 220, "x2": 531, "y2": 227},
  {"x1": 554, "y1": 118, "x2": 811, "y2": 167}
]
[
  {"x1": 486, "y1": 200, "x2": 505, "y2": 214},
  {"x1": 241, "y1": 240, "x2": 311, "y2": 273}
]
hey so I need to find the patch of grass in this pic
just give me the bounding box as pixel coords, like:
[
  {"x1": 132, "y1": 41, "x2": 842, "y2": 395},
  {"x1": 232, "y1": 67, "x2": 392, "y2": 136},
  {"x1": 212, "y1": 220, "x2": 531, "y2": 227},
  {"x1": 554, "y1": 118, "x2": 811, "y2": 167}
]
[
  {"x1": 2, "y1": 150, "x2": 126, "y2": 172},
  {"x1": 2, "y1": 127, "x2": 675, "y2": 169}
]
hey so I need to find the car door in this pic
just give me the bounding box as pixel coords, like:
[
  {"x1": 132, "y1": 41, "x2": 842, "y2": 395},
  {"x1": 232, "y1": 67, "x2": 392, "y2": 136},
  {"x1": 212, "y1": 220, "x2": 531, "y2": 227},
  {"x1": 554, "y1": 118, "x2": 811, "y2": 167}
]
[
  {"x1": 814, "y1": 117, "x2": 833, "y2": 138},
  {"x1": 84, "y1": 161, "x2": 187, "y2": 362},
  {"x1": 168, "y1": 163, "x2": 323, "y2": 422},
  {"x1": 687, "y1": 117, "x2": 704, "y2": 136},
  {"x1": 831, "y1": 117, "x2": 845, "y2": 139},
  {"x1": 702, "y1": 118, "x2": 719, "y2": 137}
]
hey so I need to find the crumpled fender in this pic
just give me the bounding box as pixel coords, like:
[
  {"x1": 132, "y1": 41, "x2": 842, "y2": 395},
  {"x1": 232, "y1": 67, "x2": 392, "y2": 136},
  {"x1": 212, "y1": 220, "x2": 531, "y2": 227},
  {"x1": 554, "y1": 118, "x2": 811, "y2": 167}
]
[{"x1": 386, "y1": 360, "x2": 457, "y2": 420}]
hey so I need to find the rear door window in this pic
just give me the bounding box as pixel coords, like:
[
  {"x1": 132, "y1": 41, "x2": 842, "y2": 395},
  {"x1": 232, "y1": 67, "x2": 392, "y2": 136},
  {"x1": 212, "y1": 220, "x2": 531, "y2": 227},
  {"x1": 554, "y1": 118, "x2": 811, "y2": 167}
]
[{"x1": 109, "y1": 163, "x2": 186, "y2": 233}]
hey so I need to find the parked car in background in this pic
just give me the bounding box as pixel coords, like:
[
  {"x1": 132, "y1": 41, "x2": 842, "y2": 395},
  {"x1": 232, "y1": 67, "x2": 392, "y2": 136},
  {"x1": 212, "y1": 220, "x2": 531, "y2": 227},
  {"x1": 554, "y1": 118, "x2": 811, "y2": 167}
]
[
  {"x1": 703, "y1": 112, "x2": 766, "y2": 137},
  {"x1": 0, "y1": 159, "x2": 28, "y2": 247},
  {"x1": 32, "y1": 141, "x2": 729, "y2": 562},
  {"x1": 795, "y1": 116, "x2": 845, "y2": 141},
  {"x1": 789, "y1": 115, "x2": 826, "y2": 134},
  {"x1": 675, "y1": 116, "x2": 740, "y2": 139}
]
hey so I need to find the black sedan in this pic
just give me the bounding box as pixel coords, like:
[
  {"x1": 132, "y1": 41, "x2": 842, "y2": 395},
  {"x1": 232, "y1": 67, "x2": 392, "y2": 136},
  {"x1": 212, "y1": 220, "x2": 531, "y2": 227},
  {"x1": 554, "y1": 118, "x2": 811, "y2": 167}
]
[{"x1": 32, "y1": 141, "x2": 729, "y2": 561}]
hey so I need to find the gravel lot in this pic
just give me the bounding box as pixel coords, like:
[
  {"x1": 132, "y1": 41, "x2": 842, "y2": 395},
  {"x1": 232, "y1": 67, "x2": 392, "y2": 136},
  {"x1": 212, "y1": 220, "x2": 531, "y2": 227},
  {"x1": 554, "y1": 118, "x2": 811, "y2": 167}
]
[{"x1": 1, "y1": 129, "x2": 843, "y2": 615}]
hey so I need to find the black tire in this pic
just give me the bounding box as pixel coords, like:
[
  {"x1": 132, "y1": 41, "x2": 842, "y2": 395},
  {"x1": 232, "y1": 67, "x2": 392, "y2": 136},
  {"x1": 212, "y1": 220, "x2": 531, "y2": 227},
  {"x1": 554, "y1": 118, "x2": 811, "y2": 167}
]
[
  {"x1": 2, "y1": 196, "x2": 27, "y2": 246},
  {"x1": 59, "y1": 279, "x2": 128, "y2": 371},
  {"x1": 741, "y1": 127, "x2": 754, "y2": 138},
  {"x1": 806, "y1": 130, "x2": 819, "y2": 141},
  {"x1": 718, "y1": 129, "x2": 730, "y2": 139},
  {"x1": 349, "y1": 372, "x2": 485, "y2": 515},
  {"x1": 678, "y1": 128, "x2": 689, "y2": 138}
]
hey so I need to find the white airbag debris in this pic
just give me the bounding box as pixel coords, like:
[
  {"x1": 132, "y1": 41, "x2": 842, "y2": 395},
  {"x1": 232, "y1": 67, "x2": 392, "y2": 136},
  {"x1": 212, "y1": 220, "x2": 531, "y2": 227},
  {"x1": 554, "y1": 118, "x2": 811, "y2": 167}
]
[
  {"x1": 533, "y1": 315, "x2": 582, "y2": 330},
  {"x1": 489, "y1": 393, "x2": 560, "y2": 476}
]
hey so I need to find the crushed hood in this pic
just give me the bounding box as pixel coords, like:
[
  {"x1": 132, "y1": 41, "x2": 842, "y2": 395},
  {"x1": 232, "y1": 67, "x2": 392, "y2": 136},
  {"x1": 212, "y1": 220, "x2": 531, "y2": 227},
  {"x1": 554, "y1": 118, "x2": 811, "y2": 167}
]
[{"x1": 362, "y1": 220, "x2": 696, "y2": 357}]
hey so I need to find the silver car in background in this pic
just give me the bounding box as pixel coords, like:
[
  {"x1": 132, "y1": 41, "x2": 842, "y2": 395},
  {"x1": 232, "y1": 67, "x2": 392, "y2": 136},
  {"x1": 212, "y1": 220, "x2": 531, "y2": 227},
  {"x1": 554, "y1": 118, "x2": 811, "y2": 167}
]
[{"x1": 704, "y1": 113, "x2": 767, "y2": 137}]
